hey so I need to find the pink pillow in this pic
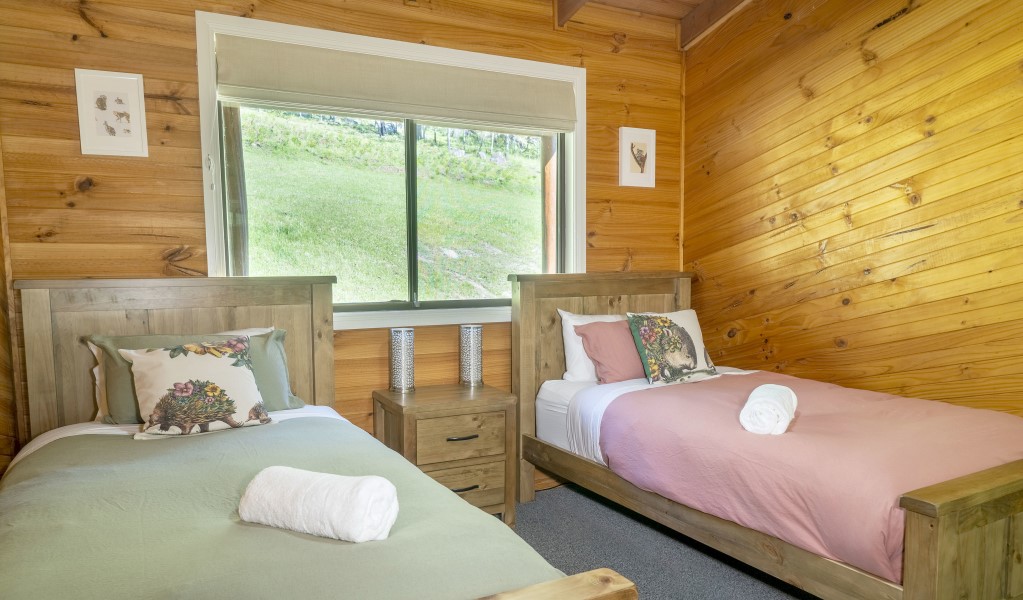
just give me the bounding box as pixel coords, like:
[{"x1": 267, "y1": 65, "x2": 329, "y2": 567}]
[{"x1": 573, "y1": 320, "x2": 646, "y2": 384}]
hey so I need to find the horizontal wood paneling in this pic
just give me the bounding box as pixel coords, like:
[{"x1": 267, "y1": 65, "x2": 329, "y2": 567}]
[
  {"x1": 683, "y1": 0, "x2": 1023, "y2": 415},
  {"x1": 0, "y1": 0, "x2": 683, "y2": 468},
  {"x1": 334, "y1": 323, "x2": 513, "y2": 432},
  {"x1": 0, "y1": 132, "x2": 18, "y2": 457}
]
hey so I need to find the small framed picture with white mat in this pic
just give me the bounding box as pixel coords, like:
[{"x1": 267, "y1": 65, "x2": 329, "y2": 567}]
[
  {"x1": 619, "y1": 127, "x2": 655, "y2": 188},
  {"x1": 74, "y1": 69, "x2": 149, "y2": 157}
]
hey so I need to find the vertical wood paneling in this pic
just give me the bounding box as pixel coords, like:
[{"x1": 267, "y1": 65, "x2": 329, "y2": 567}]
[
  {"x1": 683, "y1": 0, "x2": 1023, "y2": 415},
  {"x1": 0, "y1": 0, "x2": 684, "y2": 466}
]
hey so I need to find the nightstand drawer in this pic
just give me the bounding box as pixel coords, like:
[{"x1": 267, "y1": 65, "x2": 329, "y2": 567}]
[
  {"x1": 426, "y1": 460, "x2": 505, "y2": 508},
  {"x1": 416, "y1": 411, "x2": 505, "y2": 465}
]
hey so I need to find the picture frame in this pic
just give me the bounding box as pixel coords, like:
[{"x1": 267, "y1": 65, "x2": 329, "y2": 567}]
[
  {"x1": 619, "y1": 127, "x2": 655, "y2": 188},
  {"x1": 74, "y1": 69, "x2": 149, "y2": 157}
]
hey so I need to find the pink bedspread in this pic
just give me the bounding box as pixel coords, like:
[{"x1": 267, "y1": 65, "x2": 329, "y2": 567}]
[{"x1": 599, "y1": 371, "x2": 1023, "y2": 582}]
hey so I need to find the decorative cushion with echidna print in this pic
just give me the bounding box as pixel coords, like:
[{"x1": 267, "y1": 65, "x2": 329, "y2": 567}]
[
  {"x1": 626, "y1": 310, "x2": 717, "y2": 385},
  {"x1": 119, "y1": 337, "x2": 271, "y2": 439}
]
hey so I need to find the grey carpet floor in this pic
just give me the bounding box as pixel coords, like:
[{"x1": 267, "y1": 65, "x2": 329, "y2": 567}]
[{"x1": 515, "y1": 484, "x2": 821, "y2": 600}]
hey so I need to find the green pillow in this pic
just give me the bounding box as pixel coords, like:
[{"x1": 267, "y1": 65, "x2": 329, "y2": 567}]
[{"x1": 87, "y1": 329, "x2": 303, "y2": 424}]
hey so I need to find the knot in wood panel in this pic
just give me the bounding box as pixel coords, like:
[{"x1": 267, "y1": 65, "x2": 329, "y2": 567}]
[
  {"x1": 35, "y1": 228, "x2": 56, "y2": 242},
  {"x1": 611, "y1": 32, "x2": 627, "y2": 54},
  {"x1": 888, "y1": 180, "x2": 918, "y2": 205},
  {"x1": 162, "y1": 246, "x2": 204, "y2": 277},
  {"x1": 797, "y1": 76, "x2": 815, "y2": 99},
  {"x1": 74, "y1": 176, "x2": 94, "y2": 192},
  {"x1": 860, "y1": 47, "x2": 878, "y2": 66}
]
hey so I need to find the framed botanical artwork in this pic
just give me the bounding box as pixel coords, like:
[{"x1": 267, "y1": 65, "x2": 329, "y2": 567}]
[
  {"x1": 74, "y1": 69, "x2": 149, "y2": 157},
  {"x1": 619, "y1": 127, "x2": 655, "y2": 188}
]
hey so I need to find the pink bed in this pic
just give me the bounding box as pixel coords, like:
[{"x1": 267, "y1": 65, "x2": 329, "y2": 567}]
[{"x1": 599, "y1": 371, "x2": 1023, "y2": 583}]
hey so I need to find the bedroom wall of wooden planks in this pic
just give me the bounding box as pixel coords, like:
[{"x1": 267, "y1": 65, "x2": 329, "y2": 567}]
[
  {"x1": 683, "y1": 0, "x2": 1023, "y2": 414},
  {"x1": 0, "y1": 0, "x2": 682, "y2": 468},
  {"x1": 0, "y1": 138, "x2": 15, "y2": 472}
]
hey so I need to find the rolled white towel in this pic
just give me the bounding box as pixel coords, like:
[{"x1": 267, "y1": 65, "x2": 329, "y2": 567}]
[
  {"x1": 239, "y1": 466, "x2": 399, "y2": 543},
  {"x1": 739, "y1": 384, "x2": 798, "y2": 435}
]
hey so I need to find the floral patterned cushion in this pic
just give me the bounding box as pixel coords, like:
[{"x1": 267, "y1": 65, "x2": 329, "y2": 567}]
[
  {"x1": 118, "y1": 337, "x2": 271, "y2": 438},
  {"x1": 87, "y1": 329, "x2": 300, "y2": 425},
  {"x1": 626, "y1": 310, "x2": 717, "y2": 385}
]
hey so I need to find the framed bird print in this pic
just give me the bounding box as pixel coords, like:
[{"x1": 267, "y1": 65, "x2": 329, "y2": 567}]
[
  {"x1": 619, "y1": 127, "x2": 655, "y2": 187},
  {"x1": 74, "y1": 69, "x2": 149, "y2": 157}
]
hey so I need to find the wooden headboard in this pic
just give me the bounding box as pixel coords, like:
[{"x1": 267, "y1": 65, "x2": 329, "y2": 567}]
[
  {"x1": 13, "y1": 276, "x2": 336, "y2": 441},
  {"x1": 509, "y1": 271, "x2": 693, "y2": 498}
]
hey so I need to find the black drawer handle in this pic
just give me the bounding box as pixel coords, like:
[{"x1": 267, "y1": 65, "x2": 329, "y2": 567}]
[
  {"x1": 450, "y1": 484, "x2": 480, "y2": 493},
  {"x1": 446, "y1": 434, "x2": 479, "y2": 442}
]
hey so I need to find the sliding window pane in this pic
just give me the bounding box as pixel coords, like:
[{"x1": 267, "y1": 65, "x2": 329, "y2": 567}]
[
  {"x1": 416, "y1": 125, "x2": 545, "y2": 302},
  {"x1": 236, "y1": 108, "x2": 408, "y2": 304}
]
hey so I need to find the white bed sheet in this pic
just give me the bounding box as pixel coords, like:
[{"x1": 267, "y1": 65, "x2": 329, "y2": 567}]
[
  {"x1": 7, "y1": 405, "x2": 347, "y2": 472},
  {"x1": 567, "y1": 379, "x2": 652, "y2": 464},
  {"x1": 535, "y1": 380, "x2": 596, "y2": 451}
]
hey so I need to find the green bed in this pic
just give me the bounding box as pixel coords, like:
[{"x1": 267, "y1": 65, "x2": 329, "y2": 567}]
[
  {"x1": 3, "y1": 277, "x2": 635, "y2": 600},
  {"x1": 0, "y1": 415, "x2": 562, "y2": 599}
]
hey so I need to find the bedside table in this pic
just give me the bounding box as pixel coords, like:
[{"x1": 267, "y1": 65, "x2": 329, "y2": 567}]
[{"x1": 372, "y1": 384, "x2": 517, "y2": 526}]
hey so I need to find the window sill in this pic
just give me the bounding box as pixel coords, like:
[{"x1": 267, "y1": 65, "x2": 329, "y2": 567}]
[{"x1": 333, "y1": 306, "x2": 511, "y2": 330}]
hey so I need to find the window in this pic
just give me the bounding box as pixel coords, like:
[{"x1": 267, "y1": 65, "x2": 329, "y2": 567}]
[
  {"x1": 221, "y1": 107, "x2": 564, "y2": 307},
  {"x1": 196, "y1": 12, "x2": 586, "y2": 326}
]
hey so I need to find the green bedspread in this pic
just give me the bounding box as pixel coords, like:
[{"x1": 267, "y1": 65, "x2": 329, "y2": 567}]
[{"x1": 0, "y1": 417, "x2": 562, "y2": 599}]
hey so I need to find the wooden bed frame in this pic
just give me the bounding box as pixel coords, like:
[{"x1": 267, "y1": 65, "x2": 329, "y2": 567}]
[
  {"x1": 13, "y1": 276, "x2": 338, "y2": 439},
  {"x1": 10, "y1": 276, "x2": 636, "y2": 600},
  {"x1": 510, "y1": 271, "x2": 1023, "y2": 600}
]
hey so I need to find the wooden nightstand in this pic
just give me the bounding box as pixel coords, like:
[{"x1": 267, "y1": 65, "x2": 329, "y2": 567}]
[{"x1": 372, "y1": 384, "x2": 517, "y2": 526}]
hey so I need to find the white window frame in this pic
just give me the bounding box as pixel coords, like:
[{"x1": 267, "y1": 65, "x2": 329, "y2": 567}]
[{"x1": 195, "y1": 11, "x2": 586, "y2": 330}]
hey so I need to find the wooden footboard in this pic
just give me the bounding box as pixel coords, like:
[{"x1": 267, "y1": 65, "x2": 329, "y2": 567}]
[
  {"x1": 900, "y1": 458, "x2": 1023, "y2": 600},
  {"x1": 480, "y1": 568, "x2": 637, "y2": 599}
]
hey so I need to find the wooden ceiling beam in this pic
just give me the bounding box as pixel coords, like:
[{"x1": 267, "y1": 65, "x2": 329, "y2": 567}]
[
  {"x1": 554, "y1": 0, "x2": 590, "y2": 28},
  {"x1": 680, "y1": 0, "x2": 751, "y2": 49}
]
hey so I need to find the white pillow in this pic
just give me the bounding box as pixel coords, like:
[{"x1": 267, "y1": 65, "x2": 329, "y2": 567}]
[
  {"x1": 119, "y1": 337, "x2": 270, "y2": 438},
  {"x1": 557, "y1": 309, "x2": 626, "y2": 381}
]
